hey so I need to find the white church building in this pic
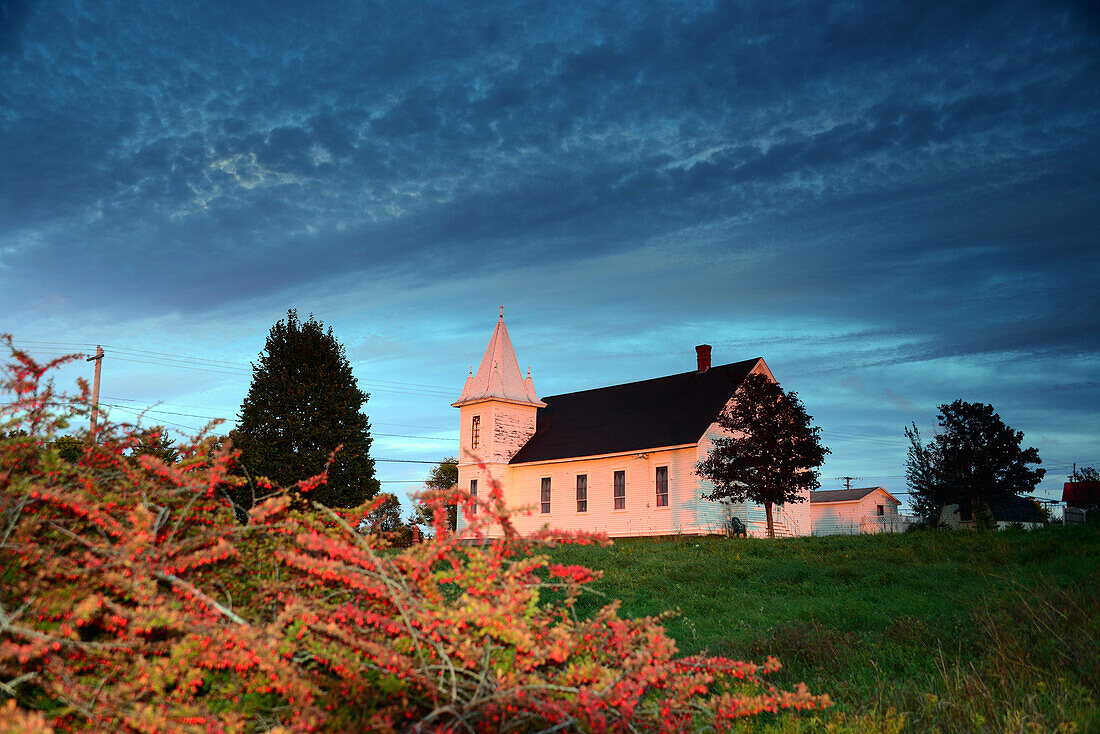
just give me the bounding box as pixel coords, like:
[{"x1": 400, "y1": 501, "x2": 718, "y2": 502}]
[{"x1": 453, "y1": 313, "x2": 812, "y2": 538}]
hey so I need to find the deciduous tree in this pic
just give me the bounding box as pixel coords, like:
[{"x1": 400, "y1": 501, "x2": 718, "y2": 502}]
[
  {"x1": 905, "y1": 400, "x2": 1045, "y2": 524},
  {"x1": 1072, "y1": 466, "x2": 1100, "y2": 482},
  {"x1": 411, "y1": 456, "x2": 458, "y2": 533},
  {"x1": 695, "y1": 373, "x2": 829, "y2": 538},
  {"x1": 235, "y1": 310, "x2": 379, "y2": 510}
]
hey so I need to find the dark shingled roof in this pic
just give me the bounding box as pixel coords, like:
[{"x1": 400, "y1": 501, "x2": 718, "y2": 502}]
[
  {"x1": 509, "y1": 359, "x2": 761, "y2": 465},
  {"x1": 810, "y1": 488, "x2": 883, "y2": 503},
  {"x1": 956, "y1": 495, "x2": 1046, "y2": 523},
  {"x1": 989, "y1": 495, "x2": 1046, "y2": 523}
]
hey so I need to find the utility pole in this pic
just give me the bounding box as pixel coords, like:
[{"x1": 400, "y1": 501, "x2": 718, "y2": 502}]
[
  {"x1": 87, "y1": 346, "x2": 103, "y2": 443},
  {"x1": 839, "y1": 476, "x2": 861, "y2": 490}
]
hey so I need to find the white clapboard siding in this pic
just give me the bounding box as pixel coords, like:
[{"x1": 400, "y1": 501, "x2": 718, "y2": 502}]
[
  {"x1": 810, "y1": 489, "x2": 901, "y2": 536},
  {"x1": 457, "y1": 442, "x2": 813, "y2": 539}
]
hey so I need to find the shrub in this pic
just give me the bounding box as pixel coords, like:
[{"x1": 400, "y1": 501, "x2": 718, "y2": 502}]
[{"x1": 0, "y1": 338, "x2": 829, "y2": 732}]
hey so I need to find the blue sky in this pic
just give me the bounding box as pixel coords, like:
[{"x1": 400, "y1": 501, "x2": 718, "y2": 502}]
[{"x1": 2, "y1": 0, "x2": 1098, "y2": 512}]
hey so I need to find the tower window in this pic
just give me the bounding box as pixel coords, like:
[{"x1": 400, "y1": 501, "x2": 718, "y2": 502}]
[{"x1": 471, "y1": 415, "x2": 480, "y2": 449}]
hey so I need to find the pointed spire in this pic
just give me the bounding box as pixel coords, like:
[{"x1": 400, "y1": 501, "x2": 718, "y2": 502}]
[
  {"x1": 523, "y1": 368, "x2": 540, "y2": 404},
  {"x1": 453, "y1": 312, "x2": 546, "y2": 407}
]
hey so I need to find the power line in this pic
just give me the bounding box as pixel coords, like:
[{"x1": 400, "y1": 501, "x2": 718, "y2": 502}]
[
  {"x1": 101, "y1": 404, "x2": 225, "y2": 420},
  {"x1": 101, "y1": 345, "x2": 250, "y2": 369},
  {"x1": 106, "y1": 405, "x2": 212, "y2": 433},
  {"x1": 100, "y1": 397, "x2": 456, "y2": 436},
  {"x1": 101, "y1": 396, "x2": 236, "y2": 412},
  {"x1": 14, "y1": 340, "x2": 247, "y2": 369},
  {"x1": 104, "y1": 356, "x2": 248, "y2": 376},
  {"x1": 95, "y1": 404, "x2": 457, "y2": 443},
  {"x1": 12, "y1": 341, "x2": 457, "y2": 396},
  {"x1": 375, "y1": 433, "x2": 455, "y2": 441}
]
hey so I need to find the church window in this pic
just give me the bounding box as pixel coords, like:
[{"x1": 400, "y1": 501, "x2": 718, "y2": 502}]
[
  {"x1": 471, "y1": 415, "x2": 480, "y2": 449},
  {"x1": 576, "y1": 475, "x2": 587, "y2": 512},
  {"x1": 470, "y1": 479, "x2": 477, "y2": 514},
  {"x1": 541, "y1": 477, "x2": 551, "y2": 514},
  {"x1": 613, "y1": 471, "x2": 626, "y2": 510},
  {"x1": 656, "y1": 466, "x2": 669, "y2": 507}
]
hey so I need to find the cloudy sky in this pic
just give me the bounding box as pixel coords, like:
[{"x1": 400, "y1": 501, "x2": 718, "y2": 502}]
[{"x1": 2, "y1": 0, "x2": 1098, "y2": 511}]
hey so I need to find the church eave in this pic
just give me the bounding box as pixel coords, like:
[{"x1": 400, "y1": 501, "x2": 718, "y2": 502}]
[{"x1": 451, "y1": 395, "x2": 547, "y2": 409}]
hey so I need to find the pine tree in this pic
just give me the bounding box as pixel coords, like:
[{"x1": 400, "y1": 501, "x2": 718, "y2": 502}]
[
  {"x1": 130, "y1": 427, "x2": 180, "y2": 465},
  {"x1": 695, "y1": 373, "x2": 829, "y2": 538},
  {"x1": 234, "y1": 310, "x2": 379, "y2": 511}
]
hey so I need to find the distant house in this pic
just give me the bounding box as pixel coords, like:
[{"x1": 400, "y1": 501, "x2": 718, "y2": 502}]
[
  {"x1": 940, "y1": 495, "x2": 1046, "y2": 529},
  {"x1": 453, "y1": 313, "x2": 812, "y2": 539},
  {"x1": 1062, "y1": 481, "x2": 1100, "y2": 509},
  {"x1": 809, "y1": 487, "x2": 905, "y2": 535},
  {"x1": 1062, "y1": 482, "x2": 1099, "y2": 525}
]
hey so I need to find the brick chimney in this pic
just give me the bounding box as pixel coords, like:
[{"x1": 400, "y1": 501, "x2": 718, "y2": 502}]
[{"x1": 695, "y1": 344, "x2": 711, "y2": 373}]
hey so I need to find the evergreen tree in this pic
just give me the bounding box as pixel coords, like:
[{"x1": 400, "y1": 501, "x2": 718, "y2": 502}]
[
  {"x1": 129, "y1": 427, "x2": 180, "y2": 465},
  {"x1": 235, "y1": 310, "x2": 379, "y2": 511},
  {"x1": 695, "y1": 373, "x2": 829, "y2": 538},
  {"x1": 904, "y1": 423, "x2": 943, "y2": 523},
  {"x1": 54, "y1": 434, "x2": 85, "y2": 463}
]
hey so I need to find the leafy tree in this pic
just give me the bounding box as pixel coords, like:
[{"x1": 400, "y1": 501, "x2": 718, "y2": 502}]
[
  {"x1": 695, "y1": 373, "x2": 829, "y2": 538},
  {"x1": 411, "y1": 456, "x2": 458, "y2": 533},
  {"x1": 1071, "y1": 466, "x2": 1100, "y2": 482},
  {"x1": 362, "y1": 492, "x2": 404, "y2": 533},
  {"x1": 235, "y1": 310, "x2": 379, "y2": 510},
  {"x1": 359, "y1": 493, "x2": 420, "y2": 546},
  {"x1": 905, "y1": 400, "x2": 1045, "y2": 524}
]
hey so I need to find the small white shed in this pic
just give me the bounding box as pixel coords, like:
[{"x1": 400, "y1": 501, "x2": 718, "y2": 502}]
[{"x1": 810, "y1": 487, "x2": 904, "y2": 535}]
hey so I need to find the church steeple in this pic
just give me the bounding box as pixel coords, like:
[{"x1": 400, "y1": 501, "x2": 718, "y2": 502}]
[{"x1": 452, "y1": 310, "x2": 545, "y2": 408}]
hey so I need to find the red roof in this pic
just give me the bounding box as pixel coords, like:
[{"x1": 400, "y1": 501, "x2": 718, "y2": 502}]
[{"x1": 1063, "y1": 482, "x2": 1100, "y2": 504}]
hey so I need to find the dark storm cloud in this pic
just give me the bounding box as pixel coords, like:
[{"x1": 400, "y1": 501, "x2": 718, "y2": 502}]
[{"x1": 1, "y1": 0, "x2": 1098, "y2": 376}]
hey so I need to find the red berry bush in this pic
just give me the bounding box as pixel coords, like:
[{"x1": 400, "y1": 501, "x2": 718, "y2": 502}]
[{"x1": 0, "y1": 339, "x2": 828, "y2": 732}]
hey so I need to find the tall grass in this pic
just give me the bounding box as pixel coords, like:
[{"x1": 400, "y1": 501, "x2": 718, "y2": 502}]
[{"x1": 549, "y1": 526, "x2": 1100, "y2": 732}]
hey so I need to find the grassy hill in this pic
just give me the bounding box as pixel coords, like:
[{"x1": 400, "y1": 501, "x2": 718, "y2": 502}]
[{"x1": 548, "y1": 526, "x2": 1100, "y2": 733}]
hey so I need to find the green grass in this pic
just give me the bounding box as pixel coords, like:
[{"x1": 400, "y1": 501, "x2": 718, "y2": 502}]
[{"x1": 549, "y1": 526, "x2": 1100, "y2": 733}]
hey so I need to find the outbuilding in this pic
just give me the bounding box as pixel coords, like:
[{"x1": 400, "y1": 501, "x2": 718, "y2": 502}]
[{"x1": 809, "y1": 487, "x2": 904, "y2": 535}]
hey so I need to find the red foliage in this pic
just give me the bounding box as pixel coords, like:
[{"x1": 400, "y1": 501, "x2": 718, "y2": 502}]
[{"x1": 0, "y1": 336, "x2": 829, "y2": 732}]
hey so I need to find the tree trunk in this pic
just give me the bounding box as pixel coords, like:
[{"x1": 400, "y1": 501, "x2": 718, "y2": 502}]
[{"x1": 765, "y1": 501, "x2": 774, "y2": 539}]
